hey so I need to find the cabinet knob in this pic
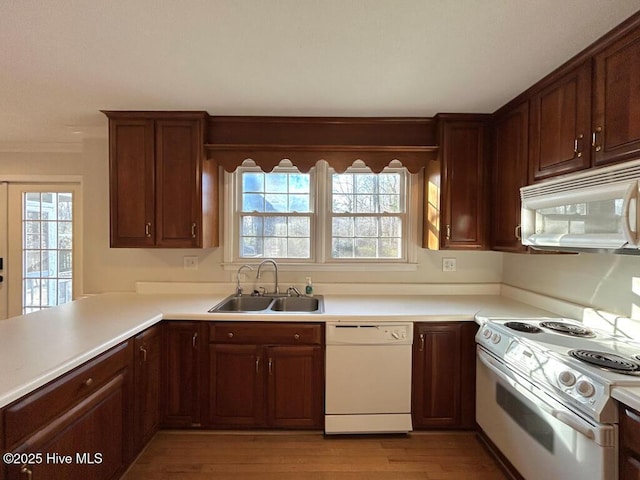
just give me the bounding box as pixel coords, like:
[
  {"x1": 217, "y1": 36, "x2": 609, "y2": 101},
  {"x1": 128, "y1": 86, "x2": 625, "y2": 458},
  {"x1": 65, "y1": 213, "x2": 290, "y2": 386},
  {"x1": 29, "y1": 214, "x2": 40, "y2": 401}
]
[
  {"x1": 419, "y1": 333, "x2": 425, "y2": 352},
  {"x1": 514, "y1": 225, "x2": 522, "y2": 240},
  {"x1": 83, "y1": 378, "x2": 93, "y2": 387},
  {"x1": 140, "y1": 345, "x2": 148, "y2": 362},
  {"x1": 191, "y1": 223, "x2": 197, "y2": 238},
  {"x1": 227, "y1": 332, "x2": 234, "y2": 339},
  {"x1": 145, "y1": 222, "x2": 152, "y2": 237},
  {"x1": 445, "y1": 224, "x2": 451, "y2": 240},
  {"x1": 294, "y1": 334, "x2": 300, "y2": 340}
]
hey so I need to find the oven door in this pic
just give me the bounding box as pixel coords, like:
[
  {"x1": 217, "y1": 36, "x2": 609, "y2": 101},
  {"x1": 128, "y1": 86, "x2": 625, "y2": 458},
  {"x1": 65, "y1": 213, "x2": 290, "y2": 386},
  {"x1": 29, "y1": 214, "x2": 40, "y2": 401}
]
[{"x1": 476, "y1": 347, "x2": 617, "y2": 480}]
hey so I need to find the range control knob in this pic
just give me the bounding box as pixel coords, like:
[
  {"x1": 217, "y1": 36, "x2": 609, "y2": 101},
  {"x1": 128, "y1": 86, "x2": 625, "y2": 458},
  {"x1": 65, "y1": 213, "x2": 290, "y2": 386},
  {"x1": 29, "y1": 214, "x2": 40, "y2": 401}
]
[
  {"x1": 576, "y1": 380, "x2": 596, "y2": 398},
  {"x1": 482, "y1": 328, "x2": 492, "y2": 339},
  {"x1": 491, "y1": 333, "x2": 501, "y2": 344},
  {"x1": 558, "y1": 371, "x2": 577, "y2": 387}
]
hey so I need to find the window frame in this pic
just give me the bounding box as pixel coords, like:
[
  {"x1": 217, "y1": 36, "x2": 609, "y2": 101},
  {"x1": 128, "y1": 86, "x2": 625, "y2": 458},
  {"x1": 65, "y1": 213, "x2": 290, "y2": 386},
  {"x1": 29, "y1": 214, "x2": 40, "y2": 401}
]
[{"x1": 223, "y1": 160, "x2": 420, "y2": 270}]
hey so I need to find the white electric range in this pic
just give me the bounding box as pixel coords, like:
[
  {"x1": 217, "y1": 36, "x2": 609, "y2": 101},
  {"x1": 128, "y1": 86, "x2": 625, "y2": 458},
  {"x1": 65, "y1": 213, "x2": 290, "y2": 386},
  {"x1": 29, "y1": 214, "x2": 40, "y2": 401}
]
[{"x1": 475, "y1": 315, "x2": 640, "y2": 480}]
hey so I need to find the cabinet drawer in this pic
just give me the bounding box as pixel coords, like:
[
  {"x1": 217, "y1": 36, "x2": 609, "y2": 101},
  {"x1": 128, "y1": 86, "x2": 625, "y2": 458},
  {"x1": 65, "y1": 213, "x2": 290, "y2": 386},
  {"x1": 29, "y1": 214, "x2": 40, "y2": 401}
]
[
  {"x1": 621, "y1": 406, "x2": 640, "y2": 454},
  {"x1": 4, "y1": 341, "x2": 130, "y2": 448},
  {"x1": 210, "y1": 323, "x2": 322, "y2": 345}
]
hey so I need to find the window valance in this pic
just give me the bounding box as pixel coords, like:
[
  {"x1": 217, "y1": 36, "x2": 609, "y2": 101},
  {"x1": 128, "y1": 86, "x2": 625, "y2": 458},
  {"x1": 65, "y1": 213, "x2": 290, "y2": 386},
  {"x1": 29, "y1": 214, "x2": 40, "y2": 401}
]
[{"x1": 204, "y1": 116, "x2": 438, "y2": 173}]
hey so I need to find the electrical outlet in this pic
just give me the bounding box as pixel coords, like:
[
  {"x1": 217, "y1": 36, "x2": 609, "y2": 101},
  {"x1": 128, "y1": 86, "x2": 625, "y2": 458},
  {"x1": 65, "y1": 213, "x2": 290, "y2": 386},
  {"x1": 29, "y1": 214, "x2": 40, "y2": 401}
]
[
  {"x1": 183, "y1": 256, "x2": 199, "y2": 270},
  {"x1": 442, "y1": 257, "x2": 456, "y2": 272}
]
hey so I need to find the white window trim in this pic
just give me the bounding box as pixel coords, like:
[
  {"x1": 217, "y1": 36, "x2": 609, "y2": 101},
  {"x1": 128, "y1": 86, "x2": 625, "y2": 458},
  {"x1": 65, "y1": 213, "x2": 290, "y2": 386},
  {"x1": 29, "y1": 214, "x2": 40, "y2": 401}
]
[{"x1": 222, "y1": 161, "x2": 420, "y2": 272}]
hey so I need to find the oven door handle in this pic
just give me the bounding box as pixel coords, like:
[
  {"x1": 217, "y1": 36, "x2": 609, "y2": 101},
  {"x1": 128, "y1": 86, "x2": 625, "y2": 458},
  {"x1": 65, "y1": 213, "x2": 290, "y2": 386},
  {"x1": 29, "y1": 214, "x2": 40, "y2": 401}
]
[{"x1": 477, "y1": 349, "x2": 597, "y2": 441}]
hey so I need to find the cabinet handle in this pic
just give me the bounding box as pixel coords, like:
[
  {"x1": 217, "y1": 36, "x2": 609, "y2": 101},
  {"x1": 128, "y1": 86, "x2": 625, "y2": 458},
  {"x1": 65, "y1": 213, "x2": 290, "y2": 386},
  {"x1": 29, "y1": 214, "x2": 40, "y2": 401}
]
[
  {"x1": 145, "y1": 222, "x2": 152, "y2": 237},
  {"x1": 256, "y1": 356, "x2": 260, "y2": 374},
  {"x1": 574, "y1": 133, "x2": 584, "y2": 158},
  {"x1": 83, "y1": 378, "x2": 93, "y2": 387},
  {"x1": 592, "y1": 126, "x2": 602, "y2": 152},
  {"x1": 20, "y1": 464, "x2": 32, "y2": 480},
  {"x1": 268, "y1": 358, "x2": 273, "y2": 375},
  {"x1": 192, "y1": 332, "x2": 198, "y2": 349},
  {"x1": 624, "y1": 408, "x2": 640, "y2": 424},
  {"x1": 140, "y1": 345, "x2": 147, "y2": 362},
  {"x1": 419, "y1": 333, "x2": 425, "y2": 352},
  {"x1": 514, "y1": 225, "x2": 522, "y2": 240},
  {"x1": 191, "y1": 223, "x2": 197, "y2": 238},
  {"x1": 294, "y1": 333, "x2": 300, "y2": 340},
  {"x1": 227, "y1": 332, "x2": 234, "y2": 339},
  {"x1": 446, "y1": 224, "x2": 451, "y2": 240}
]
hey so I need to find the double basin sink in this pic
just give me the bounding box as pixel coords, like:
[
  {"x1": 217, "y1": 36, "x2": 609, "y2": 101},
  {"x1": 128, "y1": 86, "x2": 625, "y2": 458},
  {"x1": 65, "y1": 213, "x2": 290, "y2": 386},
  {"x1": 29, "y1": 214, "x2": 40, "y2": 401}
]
[{"x1": 209, "y1": 294, "x2": 324, "y2": 314}]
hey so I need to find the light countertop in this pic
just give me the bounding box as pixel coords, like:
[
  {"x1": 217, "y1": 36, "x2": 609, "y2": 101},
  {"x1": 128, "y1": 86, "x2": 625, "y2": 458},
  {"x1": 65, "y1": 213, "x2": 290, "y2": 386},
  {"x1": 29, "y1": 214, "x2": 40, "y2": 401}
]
[
  {"x1": 0, "y1": 291, "x2": 554, "y2": 409},
  {"x1": 613, "y1": 387, "x2": 640, "y2": 413}
]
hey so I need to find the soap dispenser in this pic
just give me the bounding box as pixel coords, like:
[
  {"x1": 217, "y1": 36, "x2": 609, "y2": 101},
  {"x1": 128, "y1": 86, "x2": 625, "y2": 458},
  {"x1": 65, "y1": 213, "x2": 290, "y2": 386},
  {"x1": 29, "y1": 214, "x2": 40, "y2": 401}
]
[{"x1": 305, "y1": 277, "x2": 314, "y2": 296}]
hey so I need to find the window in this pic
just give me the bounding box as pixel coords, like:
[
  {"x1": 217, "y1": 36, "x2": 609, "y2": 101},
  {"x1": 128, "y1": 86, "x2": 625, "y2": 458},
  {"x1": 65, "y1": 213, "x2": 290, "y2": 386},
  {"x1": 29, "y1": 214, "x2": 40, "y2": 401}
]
[
  {"x1": 227, "y1": 160, "x2": 417, "y2": 266},
  {"x1": 238, "y1": 166, "x2": 313, "y2": 259},
  {"x1": 331, "y1": 171, "x2": 404, "y2": 260},
  {"x1": 22, "y1": 192, "x2": 74, "y2": 314}
]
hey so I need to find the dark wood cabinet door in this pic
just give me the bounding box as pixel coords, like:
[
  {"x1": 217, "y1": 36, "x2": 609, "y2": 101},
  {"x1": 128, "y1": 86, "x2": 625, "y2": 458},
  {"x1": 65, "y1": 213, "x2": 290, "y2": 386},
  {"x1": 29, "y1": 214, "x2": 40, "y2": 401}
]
[
  {"x1": 108, "y1": 118, "x2": 155, "y2": 247},
  {"x1": 491, "y1": 102, "x2": 529, "y2": 252},
  {"x1": 132, "y1": 325, "x2": 161, "y2": 455},
  {"x1": 620, "y1": 405, "x2": 640, "y2": 480},
  {"x1": 155, "y1": 119, "x2": 203, "y2": 247},
  {"x1": 161, "y1": 322, "x2": 201, "y2": 428},
  {"x1": 5, "y1": 374, "x2": 127, "y2": 480},
  {"x1": 439, "y1": 119, "x2": 488, "y2": 249},
  {"x1": 622, "y1": 453, "x2": 640, "y2": 480},
  {"x1": 207, "y1": 344, "x2": 265, "y2": 427},
  {"x1": 412, "y1": 322, "x2": 477, "y2": 429},
  {"x1": 267, "y1": 346, "x2": 324, "y2": 429},
  {"x1": 593, "y1": 27, "x2": 640, "y2": 166},
  {"x1": 529, "y1": 61, "x2": 592, "y2": 181}
]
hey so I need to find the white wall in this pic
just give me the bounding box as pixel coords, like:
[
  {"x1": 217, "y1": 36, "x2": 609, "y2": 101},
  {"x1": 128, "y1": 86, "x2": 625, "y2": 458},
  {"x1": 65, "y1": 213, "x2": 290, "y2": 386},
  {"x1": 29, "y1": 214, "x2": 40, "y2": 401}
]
[
  {"x1": 502, "y1": 252, "x2": 640, "y2": 320},
  {"x1": 0, "y1": 139, "x2": 503, "y2": 293}
]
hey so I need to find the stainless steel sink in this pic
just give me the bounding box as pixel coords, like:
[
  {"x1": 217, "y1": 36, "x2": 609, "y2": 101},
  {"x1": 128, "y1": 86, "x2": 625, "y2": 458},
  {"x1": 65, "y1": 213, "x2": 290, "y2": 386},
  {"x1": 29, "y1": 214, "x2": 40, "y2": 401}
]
[
  {"x1": 209, "y1": 294, "x2": 323, "y2": 313},
  {"x1": 208, "y1": 296, "x2": 273, "y2": 312},
  {"x1": 270, "y1": 296, "x2": 322, "y2": 313}
]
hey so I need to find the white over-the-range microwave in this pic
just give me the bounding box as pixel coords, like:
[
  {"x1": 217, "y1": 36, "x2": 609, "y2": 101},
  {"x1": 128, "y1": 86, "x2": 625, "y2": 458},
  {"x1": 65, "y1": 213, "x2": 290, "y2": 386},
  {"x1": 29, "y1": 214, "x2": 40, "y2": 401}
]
[{"x1": 520, "y1": 158, "x2": 640, "y2": 253}]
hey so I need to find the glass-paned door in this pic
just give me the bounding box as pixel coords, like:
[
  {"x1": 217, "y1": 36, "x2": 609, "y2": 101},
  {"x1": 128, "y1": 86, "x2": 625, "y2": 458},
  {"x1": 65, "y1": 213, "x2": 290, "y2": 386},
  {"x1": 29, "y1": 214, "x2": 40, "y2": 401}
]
[
  {"x1": 7, "y1": 184, "x2": 81, "y2": 317},
  {"x1": 22, "y1": 192, "x2": 73, "y2": 313}
]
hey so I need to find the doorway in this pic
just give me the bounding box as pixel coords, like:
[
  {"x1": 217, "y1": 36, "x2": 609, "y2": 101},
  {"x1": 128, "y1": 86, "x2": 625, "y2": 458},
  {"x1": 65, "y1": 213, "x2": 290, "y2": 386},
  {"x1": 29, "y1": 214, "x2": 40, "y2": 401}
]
[{"x1": 2, "y1": 183, "x2": 81, "y2": 319}]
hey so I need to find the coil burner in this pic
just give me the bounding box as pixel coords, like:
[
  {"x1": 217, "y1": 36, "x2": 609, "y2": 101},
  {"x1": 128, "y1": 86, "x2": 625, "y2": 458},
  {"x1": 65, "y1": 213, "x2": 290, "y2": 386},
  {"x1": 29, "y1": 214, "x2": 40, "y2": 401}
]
[
  {"x1": 540, "y1": 321, "x2": 596, "y2": 338},
  {"x1": 569, "y1": 350, "x2": 640, "y2": 374}
]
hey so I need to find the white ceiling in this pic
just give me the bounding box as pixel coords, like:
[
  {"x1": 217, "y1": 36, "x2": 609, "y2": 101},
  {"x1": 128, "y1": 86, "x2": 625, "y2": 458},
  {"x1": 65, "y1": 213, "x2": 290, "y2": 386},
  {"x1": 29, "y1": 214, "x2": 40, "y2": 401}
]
[{"x1": 1, "y1": 0, "x2": 639, "y2": 148}]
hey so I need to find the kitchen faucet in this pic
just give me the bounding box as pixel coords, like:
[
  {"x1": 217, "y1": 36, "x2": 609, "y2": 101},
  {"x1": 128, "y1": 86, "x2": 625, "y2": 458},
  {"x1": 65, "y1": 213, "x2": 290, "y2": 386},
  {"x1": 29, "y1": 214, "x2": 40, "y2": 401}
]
[
  {"x1": 235, "y1": 264, "x2": 254, "y2": 296},
  {"x1": 257, "y1": 259, "x2": 279, "y2": 294}
]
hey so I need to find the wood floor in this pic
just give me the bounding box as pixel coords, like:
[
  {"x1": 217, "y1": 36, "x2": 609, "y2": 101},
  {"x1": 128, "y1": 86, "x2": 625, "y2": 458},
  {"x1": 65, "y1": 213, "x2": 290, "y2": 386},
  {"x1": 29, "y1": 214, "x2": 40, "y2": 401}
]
[{"x1": 122, "y1": 431, "x2": 508, "y2": 480}]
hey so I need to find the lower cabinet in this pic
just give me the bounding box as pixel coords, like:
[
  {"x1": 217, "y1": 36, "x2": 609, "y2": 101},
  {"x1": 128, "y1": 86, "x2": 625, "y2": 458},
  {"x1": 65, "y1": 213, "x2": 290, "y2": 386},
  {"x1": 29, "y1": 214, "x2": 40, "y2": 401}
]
[
  {"x1": 161, "y1": 321, "x2": 202, "y2": 428},
  {"x1": 132, "y1": 324, "x2": 161, "y2": 456},
  {"x1": 205, "y1": 322, "x2": 324, "y2": 429},
  {"x1": 2, "y1": 342, "x2": 131, "y2": 480},
  {"x1": 620, "y1": 404, "x2": 640, "y2": 480},
  {"x1": 412, "y1": 322, "x2": 477, "y2": 429}
]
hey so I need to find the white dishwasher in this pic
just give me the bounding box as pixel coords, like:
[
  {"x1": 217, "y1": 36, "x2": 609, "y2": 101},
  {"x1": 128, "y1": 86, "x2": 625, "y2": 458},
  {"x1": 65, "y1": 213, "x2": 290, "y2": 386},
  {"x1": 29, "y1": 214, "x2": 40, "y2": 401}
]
[{"x1": 325, "y1": 322, "x2": 413, "y2": 434}]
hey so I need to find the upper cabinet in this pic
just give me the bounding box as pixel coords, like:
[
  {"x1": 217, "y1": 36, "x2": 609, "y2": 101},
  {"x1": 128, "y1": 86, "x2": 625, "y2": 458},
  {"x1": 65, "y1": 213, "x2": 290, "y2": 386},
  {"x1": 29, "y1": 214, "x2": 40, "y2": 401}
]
[
  {"x1": 491, "y1": 102, "x2": 529, "y2": 253},
  {"x1": 424, "y1": 114, "x2": 489, "y2": 250},
  {"x1": 523, "y1": 12, "x2": 640, "y2": 183},
  {"x1": 593, "y1": 26, "x2": 640, "y2": 166},
  {"x1": 529, "y1": 61, "x2": 592, "y2": 182},
  {"x1": 104, "y1": 111, "x2": 219, "y2": 248}
]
